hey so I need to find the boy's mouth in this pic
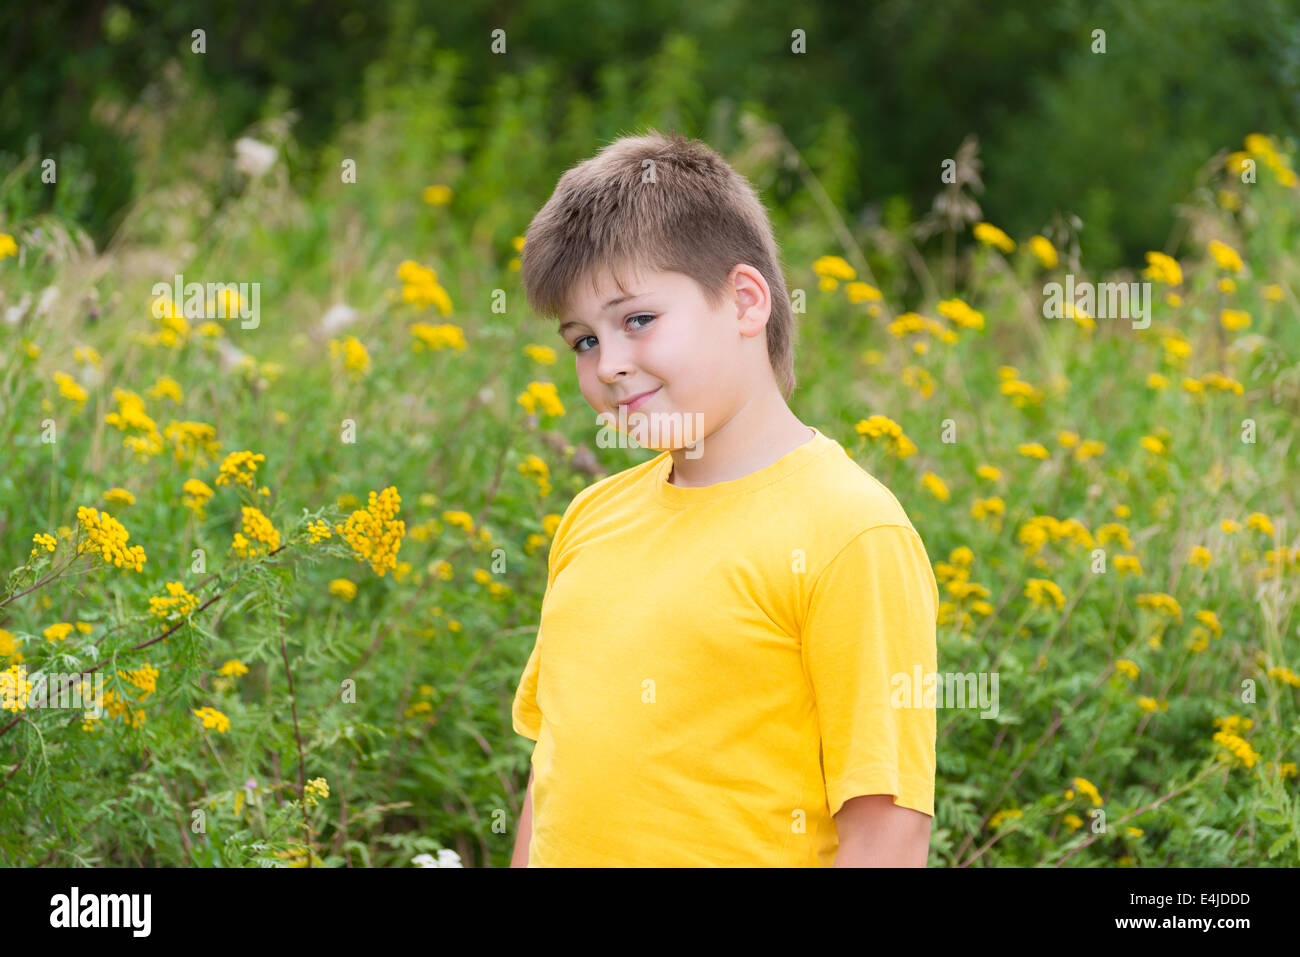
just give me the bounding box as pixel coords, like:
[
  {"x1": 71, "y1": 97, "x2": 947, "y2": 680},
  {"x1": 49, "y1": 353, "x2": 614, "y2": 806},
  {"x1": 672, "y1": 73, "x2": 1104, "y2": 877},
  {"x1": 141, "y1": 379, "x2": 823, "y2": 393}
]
[{"x1": 617, "y1": 387, "x2": 660, "y2": 413}]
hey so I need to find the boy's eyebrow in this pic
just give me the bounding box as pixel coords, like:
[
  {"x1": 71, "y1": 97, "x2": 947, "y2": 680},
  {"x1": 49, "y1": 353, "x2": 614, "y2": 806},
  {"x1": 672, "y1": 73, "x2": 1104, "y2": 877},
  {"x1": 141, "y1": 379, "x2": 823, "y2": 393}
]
[{"x1": 558, "y1": 292, "x2": 645, "y2": 334}]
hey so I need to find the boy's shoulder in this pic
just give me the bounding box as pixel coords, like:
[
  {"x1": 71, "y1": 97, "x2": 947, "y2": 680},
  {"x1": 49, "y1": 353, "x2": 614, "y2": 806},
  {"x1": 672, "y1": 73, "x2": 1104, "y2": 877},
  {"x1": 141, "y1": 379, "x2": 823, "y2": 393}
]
[{"x1": 796, "y1": 435, "x2": 918, "y2": 535}]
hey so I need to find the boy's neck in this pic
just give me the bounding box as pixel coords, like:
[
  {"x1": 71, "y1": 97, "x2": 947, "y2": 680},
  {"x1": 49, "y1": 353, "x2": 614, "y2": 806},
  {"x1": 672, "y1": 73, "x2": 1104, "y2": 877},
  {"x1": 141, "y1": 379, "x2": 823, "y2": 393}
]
[{"x1": 666, "y1": 398, "x2": 812, "y2": 489}]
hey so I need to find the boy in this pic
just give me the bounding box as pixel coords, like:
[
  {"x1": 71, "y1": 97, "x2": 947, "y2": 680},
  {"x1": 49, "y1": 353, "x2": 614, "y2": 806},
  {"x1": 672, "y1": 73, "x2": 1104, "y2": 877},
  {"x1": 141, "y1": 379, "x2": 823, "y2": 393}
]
[{"x1": 509, "y1": 130, "x2": 938, "y2": 867}]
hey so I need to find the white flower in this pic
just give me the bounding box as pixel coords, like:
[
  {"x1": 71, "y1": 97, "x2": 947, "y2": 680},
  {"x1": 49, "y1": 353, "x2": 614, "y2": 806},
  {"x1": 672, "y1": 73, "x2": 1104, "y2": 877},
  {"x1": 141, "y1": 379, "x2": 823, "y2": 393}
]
[
  {"x1": 320, "y1": 303, "x2": 359, "y2": 336},
  {"x1": 234, "y1": 137, "x2": 278, "y2": 178},
  {"x1": 411, "y1": 848, "x2": 462, "y2": 868}
]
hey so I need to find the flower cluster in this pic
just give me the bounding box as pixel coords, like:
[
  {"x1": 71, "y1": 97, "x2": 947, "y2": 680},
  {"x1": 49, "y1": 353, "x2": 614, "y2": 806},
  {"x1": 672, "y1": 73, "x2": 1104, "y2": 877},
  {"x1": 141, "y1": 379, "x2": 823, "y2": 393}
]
[
  {"x1": 76, "y1": 506, "x2": 147, "y2": 572},
  {"x1": 517, "y1": 453, "x2": 552, "y2": 496},
  {"x1": 337, "y1": 487, "x2": 405, "y2": 576},
  {"x1": 163, "y1": 421, "x2": 221, "y2": 466},
  {"x1": 307, "y1": 519, "x2": 333, "y2": 543},
  {"x1": 104, "y1": 389, "x2": 164, "y2": 459},
  {"x1": 232, "y1": 506, "x2": 280, "y2": 558},
  {"x1": 1065, "y1": 776, "x2": 1102, "y2": 806},
  {"x1": 973, "y1": 222, "x2": 1015, "y2": 253},
  {"x1": 397, "y1": 260, "x2": 454, "y2": 314},
  {"x1": 304, "y1": 777, "x2": 330, "y2": 806},
  {"x1": 194, "y1": 706, "x2": 231, "y2": 733},
  {"x1": 215, "y1": 450, "x2": 266, "y2": 487},
  {"x1": 329, "y1": 335, "x2": 371, "y2": 379},
  {"x1": 410, "y1": 322, "x2": 467, "y2": 352},
  {"x1": 854, "y1": 415, "x2": 917, "y2": 458},
  {"x1": 517, "y1": 381, "x2": 565, "y2": 418},
  {"x1": 149, "y1": 581, "x2": 199, "y2": 621},
  {"x1": 1212, "y1": 715, "x2": 1258, "y2": 769}
]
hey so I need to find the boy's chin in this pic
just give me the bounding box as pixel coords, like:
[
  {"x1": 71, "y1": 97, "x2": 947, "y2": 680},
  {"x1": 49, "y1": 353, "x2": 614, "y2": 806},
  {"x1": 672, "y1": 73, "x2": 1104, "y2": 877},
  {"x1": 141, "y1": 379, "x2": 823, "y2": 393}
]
[{"x1": 597, "y1": 410, "x2": 704, "y2": 452}]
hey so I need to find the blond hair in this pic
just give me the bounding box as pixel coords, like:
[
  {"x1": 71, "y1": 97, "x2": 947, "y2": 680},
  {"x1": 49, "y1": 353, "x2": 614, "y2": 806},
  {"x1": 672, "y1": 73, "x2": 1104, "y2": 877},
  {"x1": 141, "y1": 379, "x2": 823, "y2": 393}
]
[{"x1": 520, "y1": 129, "x2": 796, "y2": 399}]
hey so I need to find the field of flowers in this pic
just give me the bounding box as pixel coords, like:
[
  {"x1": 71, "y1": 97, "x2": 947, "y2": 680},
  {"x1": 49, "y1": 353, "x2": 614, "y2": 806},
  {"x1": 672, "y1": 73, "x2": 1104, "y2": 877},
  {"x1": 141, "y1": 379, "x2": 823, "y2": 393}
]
[{"x1": 1, "y1": 69, "x2": 1297, "y2": 866}]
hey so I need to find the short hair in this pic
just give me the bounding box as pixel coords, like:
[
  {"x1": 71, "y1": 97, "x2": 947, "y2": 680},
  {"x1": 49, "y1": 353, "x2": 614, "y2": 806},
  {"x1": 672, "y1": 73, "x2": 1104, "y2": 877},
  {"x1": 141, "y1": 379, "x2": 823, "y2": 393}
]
[{"x1": 520, "y1": 129, "x2": 796, "y2": 399}]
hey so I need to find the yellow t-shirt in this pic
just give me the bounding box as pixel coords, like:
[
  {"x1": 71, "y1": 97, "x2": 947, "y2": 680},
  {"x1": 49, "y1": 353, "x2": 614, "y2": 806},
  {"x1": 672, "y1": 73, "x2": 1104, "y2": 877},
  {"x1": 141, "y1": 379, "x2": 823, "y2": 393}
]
[{"x1": 512, "y1": 425, "x2": 938, "y2": 867}]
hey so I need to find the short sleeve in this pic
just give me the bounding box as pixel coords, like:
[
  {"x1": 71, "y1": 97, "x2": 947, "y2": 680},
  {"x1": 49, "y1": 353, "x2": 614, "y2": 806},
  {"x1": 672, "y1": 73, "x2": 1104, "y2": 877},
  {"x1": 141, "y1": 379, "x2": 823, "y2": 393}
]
[{"x1": 802, "y1": 523, "x2": 939, "y2": 818}]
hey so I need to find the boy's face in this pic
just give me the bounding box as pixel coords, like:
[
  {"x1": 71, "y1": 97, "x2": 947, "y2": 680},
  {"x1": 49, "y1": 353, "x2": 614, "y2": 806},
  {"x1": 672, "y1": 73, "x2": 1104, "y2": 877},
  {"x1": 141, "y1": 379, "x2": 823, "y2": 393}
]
[{"x1": 558, "y1": 264, "x2": 771, "y2": 450}]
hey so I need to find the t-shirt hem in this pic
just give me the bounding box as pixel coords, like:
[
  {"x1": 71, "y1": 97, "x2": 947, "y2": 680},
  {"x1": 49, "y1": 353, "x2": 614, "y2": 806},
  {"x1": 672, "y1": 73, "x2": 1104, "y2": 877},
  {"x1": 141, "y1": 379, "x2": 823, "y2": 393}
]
[{"x1": 829, "y1": 764, "x2": 935, "y2": 818}]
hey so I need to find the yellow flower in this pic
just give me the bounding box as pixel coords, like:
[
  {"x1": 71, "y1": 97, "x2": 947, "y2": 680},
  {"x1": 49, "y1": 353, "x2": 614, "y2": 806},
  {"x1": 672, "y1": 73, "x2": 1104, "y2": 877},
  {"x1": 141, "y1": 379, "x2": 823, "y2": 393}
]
[
  {"x1": 1188, "y1": 545, "x2": 1211, "y2": 569},
  {"x1": 1221, "y1": 519, "x2": 1240, "y2": 535},
  {"x1": 103, "y1": 487, "x2": 136, "y2": 507},
  {"x1": 53, "y1": 371, "x2": 89, "y2": 405},
  {"x1": 1136, "y1": 695, "x2": 1167, "y2": 713},
  {"x1": 329, "y1": 578, "x2": 357, "y2": 601},
  {"x1": 338, "y1": 487, "x2": 405, "y2": 576},
  {"x1": 1262, "y1": 283, "x2": 1283, "y2": 302},
  {"x1": 1063, "y1": 812, "x2": 1083, "y2": 832},
  {"x1": 989, "y1": 808, "x2": 1022, "y2": 829},
  {"x1": 1139, "y1": 435, "x2": 1166, "y2": 455},
  {"x1": 1218, "y1": 277, "x2": 1236, "y2": 294},
  {"x1": 854, "y1": 415, "x2": 917, "y2": 459},
  {"x1": 1165, "y1": 292, "x2": 1182, "y2": 307},
  {"x1": 0, "y1": 233, "x2": 18, "y2": 259},
  {"x1": 845, "y1": 281, "x2": 882, "y2": 303},
  {"x1": 218, "y1": 659, "x2": 249, "y2": 677},
  {"x1": 146, "y1": 375, "x2": 184, "y2": 403},
  {"x1": 921, "y1": 471, "x2": 950, "y2": 502},
  {"x1": 1142, "y1": 251, "x2": 1183, "y2": 286},
  {"x1": 976, "y1": 464, "x2": 1001, "y2": 482},
  {"x1": 1125, "y1": 827, "x2": 1144, "y2": 838},
  {"x1": 1071, "y1": 777, "x2": 1102, "y2": 806},
  {"x1": 329, "y1": 335, "x2": 371, "y2": 379},
  {"x1": 182, "y1": 478, "x2": 215, "y2": 517},
  {"x1": 307, "y1": 519, "x2": 332, "y2": 543},
  {"x1": 518, "y1": 453, "x2": 552, "y2": 496},
  {"x1": 971, "y1": 497, "x2": 1005, "y2": 522},
  {"x1": 1247, "y1": 512, "x2": 1274, "y2": 536},
  {"x1": 1017, "y1": 443, "x2": 1050, "y2": 460},
  {"x1": 1195, "y1": 609, "x2": 1222, "y2": 637},
  {"x1": 31, "y1": 532, "x2": 57, "y2": 556},
  {"x1": 44, "y1": 622, "x2": 75, "y2": 642},
  {"x1": 193, "y1": 706, "x2": 231, "y2": 733},
  {"x1": 75, "y1": 506, "x2": 146, "y2": 572},
  {"x1": 1207, "y1": 239, "x2": 1243, "y2": 273},
  {"x1": 1024, "y1": 578, "x2": 1066, "y2": 610},
  {"x1": 1115, "y1": 659, "x2": 1139, "y2": 680},
  {"x1": 1, "y1": 664, "x2": 33, "y2": 712},
  {"x1": 812, "y1": 255, "x2": 856, "y2": 282},
  {"x1": 1114, "y1": 554, "x2": 1142, "y2": 576},
  {"x1": 1057, "y1": 430, "x2": 1079, "y2": 448},
  {"x1": 1028, "y1": 235, "x2": 1058, "y2": 269},
  {"x1": 230, "y1": 506, "x2": 279, "y2": 558},
  {"x1": 410, "y1": 322, "x2": 468, "y2": 352},
  {"x1": 1267, "y1": 666, "x2": 1300, "y2": 688},
  {"x1": 149, "y1": 581, "x2": 199, "y2": 620},
  {"x1": 422, "y1": 184, "x2": 453, "y2": 205},
  {"x1": 1219, "y1": 309, "x2": 1251, "y2": 331},
  {"x1": 1074, "y1": 439, "x2": 1105, "y2": 461},
  {"x1": 523, "y1": 343, "x2": 556, "y2": 364},
  {"x1": 1136, "y1": 592, "x2": 1182, "y2": 623},
  {"x1": 973, "y1": 222, "x2": 1016, "y2": 253},
  {"x1": 516, "y1": 381, "x2": 565, "y2": 418},
  {"x1": 215, "y1": 450, "x2": 266, "y2": 487},
  {"x1": 937, "y1": 298, "x2": 985, "y2": 330}
]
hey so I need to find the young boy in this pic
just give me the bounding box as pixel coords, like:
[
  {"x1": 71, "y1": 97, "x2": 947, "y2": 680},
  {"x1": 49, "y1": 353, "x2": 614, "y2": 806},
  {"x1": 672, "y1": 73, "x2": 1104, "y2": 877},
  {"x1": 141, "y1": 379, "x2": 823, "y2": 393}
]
[{"x1": 509, "y1": 130, "x2": 938, "y2": 867}]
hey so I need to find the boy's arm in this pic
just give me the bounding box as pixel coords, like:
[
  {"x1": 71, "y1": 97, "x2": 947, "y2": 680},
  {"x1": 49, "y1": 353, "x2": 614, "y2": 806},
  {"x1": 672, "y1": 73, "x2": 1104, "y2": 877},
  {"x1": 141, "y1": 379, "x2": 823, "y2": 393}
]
[
  {"x1": 509, "y1": 768, "x2": 534, "y2": 867},
  {"x1": 833, "y1": 794, "x2": 931, "y2": 867}
]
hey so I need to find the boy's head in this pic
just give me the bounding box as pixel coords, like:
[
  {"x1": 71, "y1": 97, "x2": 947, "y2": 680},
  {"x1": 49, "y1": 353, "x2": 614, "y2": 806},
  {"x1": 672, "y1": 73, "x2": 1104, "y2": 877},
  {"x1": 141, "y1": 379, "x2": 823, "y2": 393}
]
[{"x1": 521, "y1": 130, "x2": 797, "y2": 444}]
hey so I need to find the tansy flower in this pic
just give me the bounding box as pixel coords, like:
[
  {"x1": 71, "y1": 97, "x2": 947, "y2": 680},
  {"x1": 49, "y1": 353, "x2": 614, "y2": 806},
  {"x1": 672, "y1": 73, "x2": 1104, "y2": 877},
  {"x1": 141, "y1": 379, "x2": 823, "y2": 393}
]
[
  {"x1": 1139, "y1": 435, "x2": 1166, "y2": 455},
  {"x1": 215, "y1": 450, "x2": 266, "y2": 487},
  {"x1": 1069, "y1": 777, "x2": 1102, "y2": 806},
  {"x1": 1063, "y1": 813, "x2": 1083, "y2": 832},
  {"x1": 989, "y1": 808, "x2": 1022, "y2": 829},
  {"x1": 1195, "y1": 609, "x2": 1222, "y2": 637},
  {"x1": 329, "y1": 578, "x2": 357, "y2": 600},
  {"x1": 812, "y1": 255, "x2": 856, "y2": 289},
  {"x1": 30, "y1": 532, "x2": 57, "y2": 558},
  {"x1": 517, "y1": 381, "x2": 564, "y2": 418},
  {"x1": 182, "y1": 478, "x2": 215, "y2": 516},
  {"x1": 1, "y1": 665, "x2": 33, "y2": 712},
  {"x1": 1028, "y1": 235, "x2": 1058, "y2": 269},
  {"x1": 921, "y1": 472, "x2": 949, "y2": 502},
  {"x1": 1115, "y1": 659, "x2": 1139, "y2": 680},
  {"x1": 854, "y1": 414, "x2": 918, "y2": 459},
  {"x1": 937, "y1": 298, "x2": 985, "y2": 330},
  {"x1": 422, "y1": 185, "x2": 452, "y2": 205},
  {"x1": 1207, "y1": 239, "x2": 1244, "y2": 273},
  {"x1": 231, "y1": 506, "x2": 280, "y2": 558},
  {"x1": 1142, "y1": 251, "x2": 1183, "y2": 286},
  {"x1": 1262, "y1": 283, "x2": 1283, "y2": 301},
  {"x1": 149, "y1": 581, "x2": 199, "y2": 620},
  {"x1": 1017, "y1": 443, "x2": 1050, "y2": 460},
  {"x1": 103, "y1": 488, "x2": 136, "y2": 507},
  {"x1": 971, "y1": 497, "x2": 1005, "y2": 522},
  {"x1": 218, "y1": 659, "x2": 249, "y2": 677},
  {"x1": 1137, "y1": 696, "x2": 1168, "y2": 713},
  {"x1": 338, "y1": 487, "x2": 405, "y2": 576},
  {"x1": 1246, "y1": 512, "x2": 1274, "y2": 536},
  {"x1": 1074, "y1": 439, "x2": 1105, "y2": 461},
  {"x1": 410, "y1": 322, "x2": 467, "y2": 352},
  {"x1": 329, "y1": 336, "x2": 371, "y2": 379},
  {"x1": 1136, "y1": 592, "x2": 1182, "y2": 622},
  {"x1": 53, "y1": 371, "x2": 89, "y2": 405},
  {"x1": 44, "y1": 622, "x2": 75, "y2": 642},
  {"x1": 1220, "y1": 309, "x2": 1251, "y2": 331},
  {"x1": 75, "y1": 506, "x2": 146, "y2": 572},
  {"x1": 976, "y1": 464, "x2": 1001, "y2": 482},
  {"x1": 1188, "y1": 545, "x2": 1211, "y2": 568},
  {"x1": 147, "y1": 375, "x2": 184, "y2": 403},
  {"x1": 307, "y1": 519, "x2": 332, "y2": 543},
  {"x1": 518, "y1": 453, "x2": 552, "y2": 496},
  {"x1": 1267, "y1": 666, "x2": 1300, "y2": 688},
  {"x1": 193, "y1": 706, "x2": 231, "y2": 733},
  {"x1": 1114, "y1": 554, "x2": 1142, "y2": 576},
  {"x1": 845, "y1": 281, "x2": 882, "y2": 303},
  {"x1": 523, "y1": 344, "x2": 556, "y2": 364},
  {"x1": 1221, "y1": 519, "x2": 1241, "y2": 534},
  {"x1": 1024, "y1": 578, "x2": 1066, "y2": 610},
  {"x1": 0, "y1": 233, "x2": 18, "y2": 259},
  {"x1": 973, "y1": 222, "x2": 1016, "y2": 253},
  {"x1": 1219, "y1": 277, "x2": 1236, "y2": 294}
]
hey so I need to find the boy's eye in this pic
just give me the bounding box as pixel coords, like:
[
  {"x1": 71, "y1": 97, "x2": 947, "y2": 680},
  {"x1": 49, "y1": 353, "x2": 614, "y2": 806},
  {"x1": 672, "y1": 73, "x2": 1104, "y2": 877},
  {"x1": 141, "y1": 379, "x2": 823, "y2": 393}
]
[{"x1": 570, "y1": 313, "x2": 655, "y2": 354}]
